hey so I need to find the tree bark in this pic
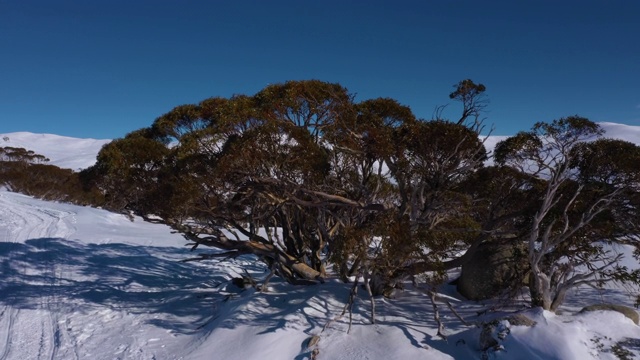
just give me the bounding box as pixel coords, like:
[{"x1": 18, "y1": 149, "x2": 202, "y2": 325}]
[{"x1": 528, "y1": 269, "x2": 552, "y2": 310}]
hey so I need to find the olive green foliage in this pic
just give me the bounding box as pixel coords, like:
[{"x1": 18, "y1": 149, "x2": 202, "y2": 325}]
[
  {"x1": 86, "y1": 80, "x2": 494, "y2": 289},
  {"x1": 87, "y1": 130, "x2": 170, "y2": 214}
]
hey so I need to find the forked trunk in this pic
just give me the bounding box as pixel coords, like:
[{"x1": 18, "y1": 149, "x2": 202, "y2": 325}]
[{"x1": 528, "y1": 271, "x2": 552, "y2": 311}]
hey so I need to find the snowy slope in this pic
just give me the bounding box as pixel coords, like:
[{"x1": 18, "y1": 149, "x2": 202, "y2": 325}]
[
  {"x1": 0, "y1": 132, "x2": 110, "y2": 170},
  {"x1": 599, "y1": 122, "x2": 640, "y2": 144}
]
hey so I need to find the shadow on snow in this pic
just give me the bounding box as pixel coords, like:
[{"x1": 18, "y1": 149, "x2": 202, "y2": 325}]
[
  {"x1": 0, "y1": 238, "x2": 257, "y2": 334},
  {"x1": 6, "y1": 237, "x2": 619, "y2": 357}
]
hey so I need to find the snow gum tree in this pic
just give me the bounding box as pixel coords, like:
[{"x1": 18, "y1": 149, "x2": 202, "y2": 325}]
[
  {"x1": 83, "y1": 81, "x2": 640, "y2": 317},
  {"x1": 87, "y1": 129, "x2": 171, "y2": 215},
  {"x1": 86, "y1": 79, "x2": 494, "y2": 293},
  {"x1": 494, "y1": 117, "x2": 640, "y2": 311},
  {"x1": 86, "y1": 79, "x2": 640, "y2": 317},
  {"x1": 89, "y1": 81, "x2": 360, "y2": 284}
]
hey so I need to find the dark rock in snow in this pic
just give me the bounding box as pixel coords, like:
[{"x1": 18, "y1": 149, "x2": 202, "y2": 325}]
[{"x1": 457, "y1": 240, "x2": 528, "y2": 300}]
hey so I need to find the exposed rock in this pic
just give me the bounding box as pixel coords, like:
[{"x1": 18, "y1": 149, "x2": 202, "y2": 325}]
[
  {"x1": 504, "y1": 313, "x2": 537, "y2": 327},
  {"x1": 231, "y1": 276, "x2": 256, "y2": 289},
  {"x1": 307, "y1": 335, "x2": 321, "y2": 349},
  {"x1": 311, "y1": 348, "x2": 320, "y2": 360},
  {"x1": 479, "y1": 324, "x2": 499, "y2": 351},
  {"x1": 457, "y1": 240, "x2": 529, "y2": 300},
  {"x1": 479, "y1": 313, "x2": 536, "y2": 356},
  {"x1": 580, "y1": 304, "x2": 639, "y2": 325},
  {"x1": 306, "y1": 335, "x2": 321, "y2": 360},
  {"x1": 368, "y1": 272, "x2": 399, "y2": 298}
]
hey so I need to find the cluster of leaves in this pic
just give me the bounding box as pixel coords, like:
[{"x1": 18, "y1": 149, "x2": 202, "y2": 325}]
[{"x1": 80, "y1": 80, "x2": 640, "y2": 311}]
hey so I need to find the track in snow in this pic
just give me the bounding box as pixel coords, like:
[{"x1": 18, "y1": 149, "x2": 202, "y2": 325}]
[
  {"x1": 0, "y1": 191, "x2": 224, "y2": 360},
  {"x1": 0, "y1": 192, "x2": 78, "y2": 360}
]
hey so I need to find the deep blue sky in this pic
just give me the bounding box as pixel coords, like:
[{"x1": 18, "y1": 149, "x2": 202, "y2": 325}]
[{"x1": 1, "y1": 1, "x2": 639, "y2": 139}]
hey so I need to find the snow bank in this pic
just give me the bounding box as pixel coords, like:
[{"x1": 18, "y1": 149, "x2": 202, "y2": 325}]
[{"x1": 0, "y1": 132, "x2": 110, "y2": 170}]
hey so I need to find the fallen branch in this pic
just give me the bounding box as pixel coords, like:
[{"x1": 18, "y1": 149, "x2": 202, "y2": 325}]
[
  {"x1": 429, "y1": 290, "x2": 447, "y2": 340},
  {"x1": 323, "y1": 277, "x2": 360, "y2": 334}
]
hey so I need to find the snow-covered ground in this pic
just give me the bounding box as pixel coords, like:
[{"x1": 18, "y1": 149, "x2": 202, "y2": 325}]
[
  {"x1": 0, "y1": 122, "x2": 639, "y2": 359},
  {"x1": 2, "y1": 190, "x2": 640, "y2": 360}
]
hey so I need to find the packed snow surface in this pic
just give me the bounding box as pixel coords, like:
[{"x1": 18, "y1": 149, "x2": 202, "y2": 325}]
[{"x1": 0, "y1": 122, "x2": 639, "y2": 359}]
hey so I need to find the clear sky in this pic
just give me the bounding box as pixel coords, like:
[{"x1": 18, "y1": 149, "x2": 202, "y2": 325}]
[{"x1": 1, "y1": 0, "x2": 639, "y2": 139}]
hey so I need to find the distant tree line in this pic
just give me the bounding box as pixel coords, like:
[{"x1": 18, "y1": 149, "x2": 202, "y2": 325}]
[
  {"x1": 0, "y1": 146, "x2": 102, "y2": 204},
  {"x1": 0, "y1": 146, "x2": 49, "y2": 163},
  {"x1": 4, "y1": 79, "x2": 640, "y2": 314}
]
